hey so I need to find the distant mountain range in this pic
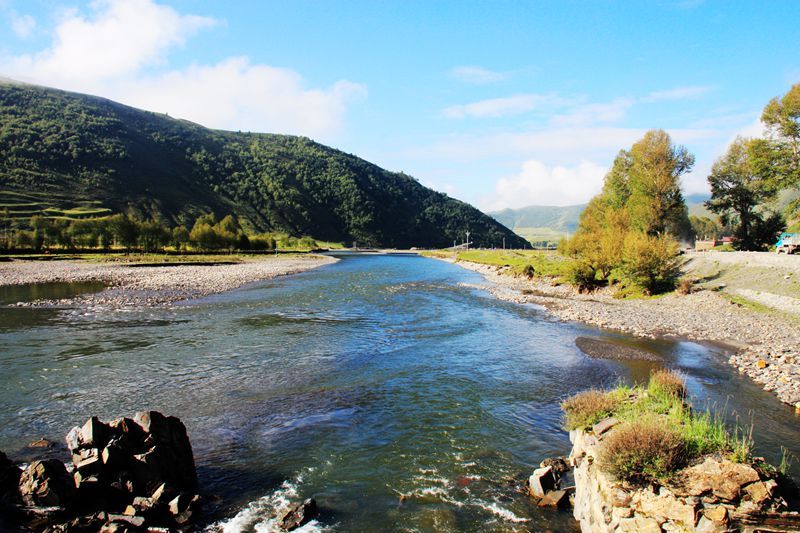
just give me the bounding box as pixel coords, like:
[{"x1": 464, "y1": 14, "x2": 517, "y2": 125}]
[
  {"x1": 0, "y1": 79, "x2": 526, "y2": 249},
  {"x1": 491, "y1": 194, "x2": 715, "y2": 243}
]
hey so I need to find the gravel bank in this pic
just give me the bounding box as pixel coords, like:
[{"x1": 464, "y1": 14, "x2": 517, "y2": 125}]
[
  {"x1": 0, "y1": 255, "x2": 337, "y2": 308},
  {"x1": 448, "y1": 258, "x2": 800, "y2": 409}
]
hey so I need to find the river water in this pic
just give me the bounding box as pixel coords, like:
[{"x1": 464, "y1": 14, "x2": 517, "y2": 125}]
[{"x1": 1, "y1": 254, "x2": 798, "y2": 531}]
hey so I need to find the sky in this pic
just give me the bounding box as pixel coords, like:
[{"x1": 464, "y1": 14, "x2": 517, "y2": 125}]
[{"x1": 2, "y1": 0, "x2": 799, "y2": 212}]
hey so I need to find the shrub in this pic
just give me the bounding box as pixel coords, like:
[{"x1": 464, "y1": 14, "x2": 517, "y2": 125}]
[
  {"x1": 649, "y1": 369, "x2": 686, "y2": 399},
  {"x1": 562, "y1": 390, "x2": 620, "y2": 430},
  {"x1": 598, "y1": 418, "x2": 686, "y2": 482},
  {"x1": 620, "y1": 232, "x2": 682, "y2": 294},
  {"x1": 676, "y1": 277, "x2": 694, "y2": 295},
  {"x1": 522, "y1": 264, "x2": 535, "y2": 278},
  {"x1": 566, "y1": 260, "x2": 598, "y2": 292}
]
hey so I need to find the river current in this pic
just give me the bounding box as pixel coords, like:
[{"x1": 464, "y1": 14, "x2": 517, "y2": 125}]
[{"x1": 1, "y1": 253, "x2": 798, "y2": 531}]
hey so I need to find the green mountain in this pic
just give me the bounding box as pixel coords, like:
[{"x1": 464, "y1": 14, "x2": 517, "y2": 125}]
[
  {"x1": 489, "y1": 204, "x2": 586, "y2": 243},
  {"x1": 0, "y1": 80, "x2": 526, "y2": 249}
]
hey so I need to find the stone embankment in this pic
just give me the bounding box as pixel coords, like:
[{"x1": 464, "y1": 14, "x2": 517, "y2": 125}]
[
  {"x1": 0, "y1": 255, "x2": 337, "y2": 308},
  {"x1": 567, "y1": 419, "x2": 800, "y2": 532},
  {"x1": 447, "y1": 258, "x2": 800, "y2": 409}
]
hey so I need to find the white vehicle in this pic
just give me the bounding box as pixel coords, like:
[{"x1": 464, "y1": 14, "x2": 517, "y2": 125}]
[{"x1": 775, "y1": 233, "x2": 800, "y2": 254}]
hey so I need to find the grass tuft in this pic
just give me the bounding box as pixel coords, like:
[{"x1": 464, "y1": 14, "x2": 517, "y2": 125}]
[
  {"x1": 562, "y1": 389, "x2": 620, "y2": 430},
  {"x1": 648, "y1": 368, "x2": 686, "y2": 399},
  {"x1": 598, "y1": 418, "x2": 686, "y2": 483}
]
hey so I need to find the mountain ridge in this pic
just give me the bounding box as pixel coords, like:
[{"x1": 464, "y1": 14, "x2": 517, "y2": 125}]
[{"x1": 0, "y1": 80, "x2": 526, "y2": 248}]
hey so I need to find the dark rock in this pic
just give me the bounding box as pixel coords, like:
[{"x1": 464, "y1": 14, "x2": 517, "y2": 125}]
[
  {"x1": 18, "y1": 459, "x2": 76, "y2": 507},
  {"x1": 539, "y1": 456, "x2": 570, "y2": 477},
  {"x1": 278, "y1": 498, "x2": 318, "y2": 531},
  {"x1": 0, "y1": 450, "x2": 22, "y2": 504}
]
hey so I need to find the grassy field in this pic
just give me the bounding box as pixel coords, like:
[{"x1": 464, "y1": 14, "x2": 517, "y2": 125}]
[
  {"x1": 1, "y1": 189, "x2": 113, "y2": 221},
  {"x1": 422, "y1": 249, "x2": 569, "y2": 277}
]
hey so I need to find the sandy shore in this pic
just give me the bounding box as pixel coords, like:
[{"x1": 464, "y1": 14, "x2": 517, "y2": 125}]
[
  {"x1": 0, "y1": 255, "x2": 337, "y2": 308},
  {"x1": 447, "y1": 258, "x2": 800, "y2": 409}
]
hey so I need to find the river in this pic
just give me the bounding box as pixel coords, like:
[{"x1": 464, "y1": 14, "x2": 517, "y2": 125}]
[{"x1": 1, "y1": 253, "x2": 798, "y2": 531}]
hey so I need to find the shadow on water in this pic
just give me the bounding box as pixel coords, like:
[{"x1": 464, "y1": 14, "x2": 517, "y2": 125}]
[{"x1": 0, "y1": 253, "x2": 797, "y2": 531}]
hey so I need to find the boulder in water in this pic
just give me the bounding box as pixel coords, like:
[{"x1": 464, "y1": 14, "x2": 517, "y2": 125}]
[{"x1": 278, "y1": 498, "x2": 318, "y2": 531}]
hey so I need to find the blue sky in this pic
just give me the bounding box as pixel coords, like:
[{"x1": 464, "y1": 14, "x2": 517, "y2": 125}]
[{"x1": 2, "y1": 0, "x2": 799, "y2": 211}]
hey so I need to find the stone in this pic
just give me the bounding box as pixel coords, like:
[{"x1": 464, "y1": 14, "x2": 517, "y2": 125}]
[
  {"x1": 635, "y1": 488, "x2": 699, "y2": 527},
  {"x1": 529, "y1": 466, "x2": 557, "y2": 498},
  {"x1": 537, "y1": 489, "x2": 570, "y2": 508},
  {"x1": 617, "y1": 515, "x2": 662, "y2": 532},
  {"x1": 80, "y1": 416, "x2": 111, "y2": 449},
  {"x1": 106, "y1": 514, "x2": 145, "y2": 528},
  {"x1": 744, "y1": 481, "x2": 771, "y2": 506},
  {"x1": 673, "y1": 456, "x2": 760, "y2": 501},
  {"x1": 18, "y1": 459, "x2": 76, "y2": 507},
  {"x1": 703, "y1": 505, "x2": 728, "y2": 524},
  {"x1": 278, "y1": 498, "x2": 318, "y2": 531},
  {"x1": 592, "y1": 417, "x2": 620, "y2": 436},
  {"x1": 65, "y1": 427, "x2": 82, "y2": 452},
  {"x1": 757, "y1": 359, "x2": 768, "y2": 369}
]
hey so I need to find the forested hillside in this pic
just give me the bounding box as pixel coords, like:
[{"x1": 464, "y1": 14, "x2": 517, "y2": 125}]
[{"x1": 0, "y1": 81, "x2": 525, "y2": 248}]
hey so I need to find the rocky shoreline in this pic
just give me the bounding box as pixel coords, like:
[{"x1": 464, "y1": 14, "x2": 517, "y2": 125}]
[
  {"x1": 445, "y1": 258, "x2": 800, "y2": 409},
  {"x1": 0, "y1": 255, "x2": 338, "y2": 308}
]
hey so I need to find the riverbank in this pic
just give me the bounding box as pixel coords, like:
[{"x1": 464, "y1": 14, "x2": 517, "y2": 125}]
[
  {"x1": 0, "y1": 254, "x2": 338, "y2": 308},
  {"x1": 442, "y1": 257, "x2": 800, "y2": 409}
]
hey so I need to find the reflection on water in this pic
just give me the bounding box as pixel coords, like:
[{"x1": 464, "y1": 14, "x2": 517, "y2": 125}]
[
  {"x1": 0, "y1": 255, "x2": 797, "y2": 531},
  {"x1": 0, "y1": 280, "x2": 106, "y2": 305}
]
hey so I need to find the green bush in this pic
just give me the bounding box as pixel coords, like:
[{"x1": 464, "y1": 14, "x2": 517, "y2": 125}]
[
  {"x1": 566, "y1": 260, "x2": 598, "y2": 292},
  {"x1": 598, "y1": 418, "x2": 686, "y2": 482},
  {"x1": 620, "y1": 232, "x2": 682, "y2": 294}
]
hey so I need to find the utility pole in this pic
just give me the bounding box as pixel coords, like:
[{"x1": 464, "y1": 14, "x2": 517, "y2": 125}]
[
  {"x1": 503, "y1": 237, "x2": 505, "y2": 250},
  {"x1": 465, "y1": 231, "x2": 470, "y2": 251}
]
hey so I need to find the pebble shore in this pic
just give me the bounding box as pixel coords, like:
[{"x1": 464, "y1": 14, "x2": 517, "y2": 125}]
[
  {"x1": 449, "y1": 259, "x2": 800, "y2": 409},
  {"x1": 0, "y1": 255, "x2": 337, "y2": 308}
]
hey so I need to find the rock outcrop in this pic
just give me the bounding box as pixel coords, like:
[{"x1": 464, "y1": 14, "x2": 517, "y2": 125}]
[
  {"x1": 568, "y1": 422, "x2": 800, "y2": 532},
  {"x1": 3, "y1": 411, "x2": 202, "y2": 531}
]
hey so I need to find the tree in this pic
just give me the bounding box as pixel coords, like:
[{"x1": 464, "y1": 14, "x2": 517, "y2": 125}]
[
  {"x1": 706, "y1": 137, "x2": 781, "y2": 250},
  {"x1": 626, "y1": 130, "x2": 694, "y2": 236},
  {"x1": 749, "y1": 82, "x2": 800, "y2": 216},
  {"x1": 561, "y1": 130, "x2": 691, "y2": 294},
  {"x1": 108, "y1": 214, "x2": 140, "y2": 250}
]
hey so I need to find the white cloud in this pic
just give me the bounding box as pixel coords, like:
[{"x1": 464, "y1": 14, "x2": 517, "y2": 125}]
[
  {"x1": 4, "y1": 0, "x2": 365, "y2": 138},
  {"x1": 116, "y1": 57, "x2": 367, "y2": 135},
  {"x1": 10, "y1": 12, "x2": 36, "y2": 38},
  {"x1": 642, "y1": 85, "x2": 712, "y2": 102},
  {"x1": 9, "y1": 0, "x2": 216, "y2": 87},
  {"x1": 448, "y1": 65, "x2": 506, "y2": 84},
  {"x1": 550, "y1": 98, "x2": 635, "y2": 127},
  {"x1": 482, "y1": 159, "x2": 608, "y2": 210},
  {"x1": 442, "y1": 93, "x2": 575, "y2": 119}
]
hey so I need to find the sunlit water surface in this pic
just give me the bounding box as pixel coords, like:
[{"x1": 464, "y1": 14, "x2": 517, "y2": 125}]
[{"x1": 1, "y1": 254, "x2": 798, "y2": 531}]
